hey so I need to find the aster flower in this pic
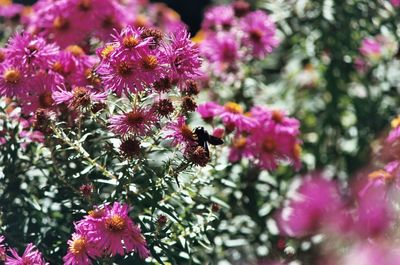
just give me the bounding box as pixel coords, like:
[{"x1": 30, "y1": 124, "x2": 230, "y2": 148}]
[
  {"x1": 359, "y1": 37, "x2": 382, "y2": 61},
  {"x1": 240, "y1": 10, "x2": 279, "y2": 59},
  {"x1": 52, "y1": 85, "x2": 108, "y2": 110},
  {"x1": 0, "y1": 3, "x2": 24, "y2": 18},
  {"x1": 387, "y1": 115, "x2": 400, "y2": 143},
  {"x1": 251, "y1": 106, "x2": 300, "y2": 136},
  {"x1": 110, "y1": 26, "x2": 150, "y2": 59},
  {"x1": 202, "y1": 5, "x2": 236, "y2": 32},
  {"x1": 196, "y1": 101, "x2": 222, "y2": 122},
  {"x1": 6, "y1": 33, "x2": 59, "y2": 72},
  {"x1": 109, "y1": 106, "x2": 158, "y2": 137},
  {"x1": 201, "y1": 32, "x2": 241, "y2": 75},
  {"x1": 63, "y1": 227, "x2": 101, "y2": 265},
  {"x1": 277, "y1": 175, "x2": 345, "y2": 237},
  {"x1": 164, "y1": 116, "x2": 196, "y2": 146},
  {"x1": 86, "y1": 202, "x2": 150, "y2": 258},
  {"x1": 392, "y1": 0, "x2": 400, "y2": 7},
  {"x1": 6, "y1": 243, "x2": 48, "y2": 265},
  {"x1": 219, "y1": 102, "x2": 256, "y2": 132},
  {"x1": 20, "y1": 72, "x2": 57, "y2": 115},
  {"x1": 162, "y1": 27, "x2": 202, "y2": 84},
  {"x1": 0, "y1": 63, "x2": 28, "y2": 98},
  {"x1": 228, "y1": 134, "x2": 250, "y2": 162}
]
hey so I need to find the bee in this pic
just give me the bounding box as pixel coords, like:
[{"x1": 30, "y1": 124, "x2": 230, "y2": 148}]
[{"x1": 194, "y1": 127, "x2": 224, "y2": 155}]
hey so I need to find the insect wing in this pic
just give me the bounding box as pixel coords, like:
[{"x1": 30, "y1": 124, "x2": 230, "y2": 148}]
[{"x1": 208, "y1": 135, "x2": 224, "y2": 146}]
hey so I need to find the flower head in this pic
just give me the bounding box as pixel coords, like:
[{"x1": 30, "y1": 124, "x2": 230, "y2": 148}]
[
  {"x1": 240, "y1": 10, "x2": 279, "y2": 59},
  {"x1": 6, "y1": 243, "x2": 48, "y2": 265},
  {"x1": 109, "y1": 106, "x2": 158, "y2": 137}
]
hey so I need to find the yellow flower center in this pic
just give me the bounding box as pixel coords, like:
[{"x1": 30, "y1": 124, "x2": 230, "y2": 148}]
[
  {"x1": 368, "y1": 170, "x2": 393, "y2": 182},
  {"x1": 224, "y1": 102, "x2": 243, "y2": 114},
  {"x1": 105, "y1": 214, "x2": 126, "y2": 232},
  {"x1": 117, "y1": 61, "x2": 134, "y2": 77},
  {"x1": 3, "y1": 69, "x2": 20, "y2": 84},
  {"x1": 100, "y1": 45, "x2": 114, "y2": 59},
  {"x1": 122, "y1": 36, "x2": 140, "y2": 48},
  {"x1": 391, "y1": 116, "x2": 400, "y2": 129},
  {"x1": 69, "y1": 237, "x2": 87, "y2": 255},
  {"x1": 233, "y1": 136, "x2": 247, "y2": 149},
  {"x1": 141, "y1": 55, "x2": 158, "y2": 71},
  {"x1": 66, "y1": 45, "x2": 85, "y2": 57},
  {"x1": 53, "y1": 16, "x2": 70, "y2": 31}
]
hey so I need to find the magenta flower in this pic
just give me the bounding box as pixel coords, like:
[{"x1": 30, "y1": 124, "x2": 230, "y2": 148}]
[
  {"x1": 391, "y1": 0, "x2": 400, "y2": 7},
  {"x1": 164, "y1": 116, "x2": 196, "y2": 147},
  {"x1": 0, "y1": 63, "x2": 28, "y2": 98},
  {"x1": 0, "y1": 235, "x2": 6, "y2": 261},
  {"x1": 20, "y1": 72, "x2": 57, "y2": 115},
  {"x1": 359, "y1": 38, "x2": 382, "y2": 60},
  {"x1": 201, "y1": 32, "x2": 241, "y2": 74},
  {"x1": 109, "y1": 106, "x2": 158, "y2": 137},
  {"x1": 6, "y1": 243, "x2": 48, "y2": 265},
  {"x1": 196, "y1": 101, "x2": 222, "y2": 121},
  {"x1": 6, "y1": 33, "x2": 59, "y2": 72},
  {"x1": 277, "y1": 175, "x2": 345, "y2": 237},
  {"x1": 201, "y1": 5, "x2": 236, "y2": 32},
  {"x1": 52, "y1": 85, "x2": 108, "y2": 110},
  {"x1": 79, "y1": 202, "x2": 150, "y2": 258},
  {"x1": 0, "y1": 3, "x2": 24, "y2": 18},
  {"x1": 63, "y1": 229, "x2": 102, "y2": 265},
  {"x1": 162, "y1": 27, "x2": 202, "y2": 84},
  {"x1": 240, "y1": 10, "x2": 279, "y2": 59},
  {"x1": 219, "y1": 102, "x2": 256, "y2": 132}
]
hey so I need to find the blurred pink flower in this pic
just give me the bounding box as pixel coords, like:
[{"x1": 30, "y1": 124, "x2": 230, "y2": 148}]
[{"x1": 6, "y1": 243, "x2": 48, "y2": 265}]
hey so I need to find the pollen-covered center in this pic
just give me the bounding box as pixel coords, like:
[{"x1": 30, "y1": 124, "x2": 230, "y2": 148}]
[
  {"x1": 126, "y1": 110, "x2": 145, "y2": 126},
  {"x1": 39, "y1": 91, "x2": 54, "y2": 108},
  {"x1": 100, "y1": 45, "x2": 114, "y2": 59},
  {"x1": 105, "y1": 214, "x2": 126, "y2": 232},
  {"x1": 66, "y1": 45, "x2": 85, "y2": 57},
  {"x1": 3, "y1": 69, "x2": 20, "y2": 84},
  {"x1": 78, "y1": 0, "x2": 92, "y2": 12},
  {"x1": 117, "y1": 61, "x2": 134, "y2": 77},
  {"x1": 69, "y1": 237, "x2": 87, "y2": 255},
  {"x1": 249, "y1": 29, "x2": 264, "y2": 42},
  {"x1": 224, "y1": 102, "x2": 243, "y2": 114},
  {"x1": 272, "y1": 110, "x2": 284, "y2": 123},
  {"x1": 72, "y1": 86, "x2": 91, "y2": 108},
  {"x1": 122, "y1": 35, "x2": 140, "y2": 48},
  {"x1": 233, "y1": 136, "x2": 247, "y2": 149},
  {"x1": 180, "y1": 124, "x2": 194, "y2": 140},
  {"x1": 53, "y1": 16, "x2": 70, "y2": 31},
  {"x1": 141, "y1": 55, "x2": 158, "y2": 71},
  {"x1": 262, "y1": 137, "x2": 276, "y2": 153}
]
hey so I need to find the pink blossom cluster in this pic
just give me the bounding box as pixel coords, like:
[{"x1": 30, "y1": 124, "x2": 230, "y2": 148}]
[
  {"x1": 198, "y1": 1, "x2": 279, "y2": 78},
  {"x1": 0, "y1": 236, "x2": 48, "y2": 265},
  {"x1": 21, "y1": 0, "x2": 184, "y2": 48},
  {"x1": 391, "y1": 0, "x2": 400, "y2": 7},
  {"x1": 63, "y1": 202, "x2": 149, "y2": 265},
  {"x1": 197, "y1": 102, "x2": 301, "y2": 171}
]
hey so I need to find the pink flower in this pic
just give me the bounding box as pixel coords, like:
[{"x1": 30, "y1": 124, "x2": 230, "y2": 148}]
[
  {"x1": 164, "y1": 116, "x2": 196, "y2": 147},
  {"x1": 20, "y1": 72, "x2": 57, "y2": 115},
  {"x1": 0, "y1": 3, "x2": 24, "y2": 18},
  {"x1": 359, "y1": 38, "x2": 382, "y2": 60},
  {"x1": 277, "y1": 175, "x2": 345, "y2": 237},
  {"x1": 109, "y1": 106, "x2": 158, "y2": 137},
  {"x1": 219, "y1": 102, "x2": 256, "y2": 132},
  {"x1": 0, "y1": 63, "x2": 28, "y2": 98},
  {"x1": 240, "y1": 10, "x2": 279, "y2": 59},
  {"x1": 391, "y1": 0, "x2": 400, "y2": 7},
  {"x1": 343, "y1": 243, "x2": 400, "y2": 265},
  {"x1": 63, "y1": 228, "x2": 102, "y2": 265},
  {"x1": 52, "y1": 86, "x2": 108, "y2": 110},
  {"x1": 0, "y1": 235, "x2": 6, "y2": 261},
  {"x1": 6, "y1": 243, "x2": 48, "y2": 265},
  {"x1": 201, "y1": 32, "x2": 241, "y2": 74},
  {"x1": 196, "y1": 101, "x2": 222, "y2": 121},
  {"x1": 202, "y1": 5, "x2": 236, "y2": 32},
  {"x1": 162, "y1": 27, "x2": 202, "y2": 84},
  {"x1": 5, "y1": 33, "x2": 59, "y2": 72},
  {"x1": 78, "y1": 202, "x2": 150, "y2": 258}
]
